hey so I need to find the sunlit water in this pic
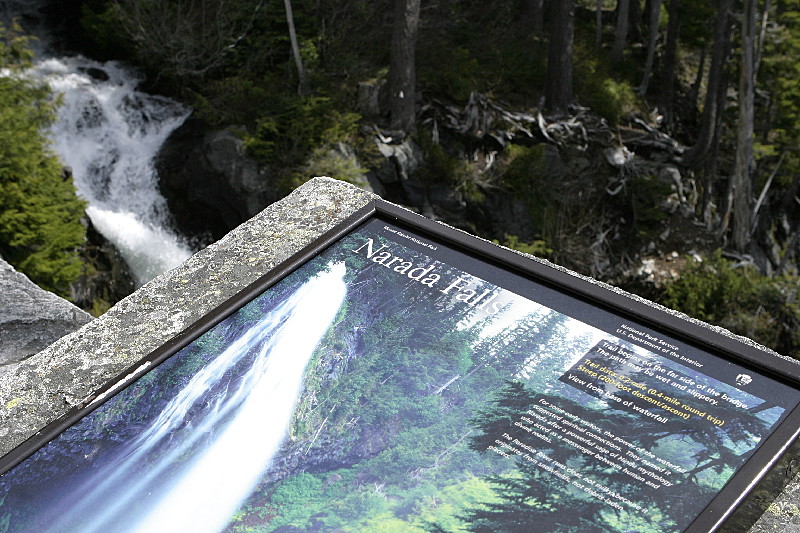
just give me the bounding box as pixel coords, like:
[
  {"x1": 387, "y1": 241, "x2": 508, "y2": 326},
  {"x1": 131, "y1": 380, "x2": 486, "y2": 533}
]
[
  {"x1": 30, "y1": 57, "x2": 193, "y2": 285},
  {"x1": 2, "y1": 0, "x2": 193, "y2": 285}
]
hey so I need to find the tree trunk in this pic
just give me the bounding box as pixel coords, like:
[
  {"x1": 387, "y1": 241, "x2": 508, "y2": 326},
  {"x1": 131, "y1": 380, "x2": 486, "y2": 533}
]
[
  {"x1": 389, "y1": 0, "x2": 421, "y2": 134},
  {"x1": 732, "y1": 0, "x2": 758, "y2": 252},
  {"x1": 659, "y1": 0, "x2": 682, "y2": 128},
  {"x1": 283, "y1": 0, "x2": 308, "y2": 96},
  {"x1": 628, "y1": 0, "x2": 642, "y2": 43},
  {"x1": 545, "y1": 0, "x2": 575, "y2": 113},
  {"x1": 755, "y1": 0, "x2": 771, "y2": 78},
  {"x1": 611, "y1": 0, "x2": 631, "y2": 62},
  {"x1": 683, "y1": 0, "x2": 733, "y2": 168},
  {"x1": 596, "y1": 0, "x2": 603, "y2": 48},
  {"x1": 702, "y1": 65, "x2": 729, "y2": 227},
  {"x1": 637, "y1": 0, "x2": 661, "y2": 95},
  {"x1": 688, "y1": 45, "x2": 707, "y2": 108},
  {"x1": 522, "y1": 0, "x2": 545, "y2": 37}
]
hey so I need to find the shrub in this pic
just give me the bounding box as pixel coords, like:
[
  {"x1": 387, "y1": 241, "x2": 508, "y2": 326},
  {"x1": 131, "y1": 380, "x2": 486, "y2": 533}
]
[
  {"x1": 497, "y1": 144, "x2": 556, "y2": 238},
  {"x1": 660, "y1": 251, "x2": 800, "y2": 358},
  {"x1": 285, "y1": 144, "x2": 368, "y2": 192},
  {"x1": 495, "y1": 234, "x2": 552, "y2": 258},
  {"x1": 0, "y1": 23, "x2": 86, "y2": 297},
  {"x1": 418, "y1": 46, "x2": 481, "y2": 102},
  {"x1": 245, "y1": 96, "x2": 360, "y2": 164},
  {"x1": 414, "y1": 129, "x2": 470, "y2": 186},
  {"x1": 573, "y1": 42, "x2": 639, "y2": 125},
  {"x1": 192, "y1": 76, "x2": 277, "y2": 128}
]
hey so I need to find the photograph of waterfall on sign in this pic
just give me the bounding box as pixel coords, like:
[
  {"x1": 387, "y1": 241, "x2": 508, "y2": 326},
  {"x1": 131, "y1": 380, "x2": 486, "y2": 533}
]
[{"x1": 0, "y1": 218, "x2": 798, "y2": 533}]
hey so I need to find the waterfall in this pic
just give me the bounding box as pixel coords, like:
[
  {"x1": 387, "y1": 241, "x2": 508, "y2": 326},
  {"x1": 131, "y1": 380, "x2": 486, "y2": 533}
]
[
  {"x1": 36, "y1": 263, "x2": 348, "y2": 533},
  {"x1": 30, "y1": 57, "x2": 193, "y2": 286},
  {"x1": 1, "y1": 0, "x2": 193, "y2": 286}
]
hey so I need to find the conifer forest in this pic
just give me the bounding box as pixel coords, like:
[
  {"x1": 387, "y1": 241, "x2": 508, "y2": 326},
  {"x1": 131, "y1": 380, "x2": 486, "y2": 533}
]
[
  {"x1": 4, "y1": 3, "x2": 800, "y2": 533},
  {"x1": 0, "y1": 1, "x2": 799, "y2": 353}
]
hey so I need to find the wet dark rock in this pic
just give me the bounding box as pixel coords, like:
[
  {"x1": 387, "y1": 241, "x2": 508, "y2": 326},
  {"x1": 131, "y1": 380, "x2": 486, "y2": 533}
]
[
  {"x1": 156, "y1": 118, "x2": 276, "y2": 243},
  {"x1": 373, "y1": 138, "x2": 426, "y2": 206},
  {"x1": 80, "y1": 67, "x2": 109, "y2": 82},
  {"x1": 71, "y1": 219, "x2": 136, "y2": 312}
]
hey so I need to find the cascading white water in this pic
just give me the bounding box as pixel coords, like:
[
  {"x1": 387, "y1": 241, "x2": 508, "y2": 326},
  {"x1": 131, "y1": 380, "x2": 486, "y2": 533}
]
[
  {"x1": 2, "y1": 0, "x2": 193, "y2": 286},
  {"x1": 30, "y1": 57, "x2": 193, "y2": 286},
  {"x1": 41, "y1": 263, "x2": 348, "y2": 533}
]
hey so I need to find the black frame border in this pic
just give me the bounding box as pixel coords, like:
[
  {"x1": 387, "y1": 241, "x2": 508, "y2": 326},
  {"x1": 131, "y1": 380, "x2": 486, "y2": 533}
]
[{"x1": 1, "y1": 198, "x2": 798, "y2": 532}]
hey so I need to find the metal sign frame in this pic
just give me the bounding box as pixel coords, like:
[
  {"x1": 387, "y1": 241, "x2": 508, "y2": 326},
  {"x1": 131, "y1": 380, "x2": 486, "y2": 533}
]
[{"x1": 1, "y1": 199, "x2": 798, "y2": 533}]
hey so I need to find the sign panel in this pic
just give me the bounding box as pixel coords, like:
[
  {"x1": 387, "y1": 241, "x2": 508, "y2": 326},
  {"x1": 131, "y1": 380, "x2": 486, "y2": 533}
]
[{"x1": 1, "y1": 201, "x2": 799, "y2": 532}]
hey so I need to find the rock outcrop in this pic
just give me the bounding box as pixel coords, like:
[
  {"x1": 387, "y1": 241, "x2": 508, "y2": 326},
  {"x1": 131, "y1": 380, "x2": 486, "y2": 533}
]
[
  {"x1": 156, "y1": 118, "x2": 276, "y2": 243},
  {"x1": 0, "y1": 258, "x2": 92, "y2": 367},
  {"x1": 70, "y1": 219, "x2": 137, "y2": 313}
]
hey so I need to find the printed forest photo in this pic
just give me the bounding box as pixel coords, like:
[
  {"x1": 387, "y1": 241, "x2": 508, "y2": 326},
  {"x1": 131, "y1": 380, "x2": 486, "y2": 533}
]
[
  {"x1": 0, "y1": 220, "x2": 796, "y2": 533},
  {"x1": 4, "y1": 1, "x2": 800, "y2": 532}
]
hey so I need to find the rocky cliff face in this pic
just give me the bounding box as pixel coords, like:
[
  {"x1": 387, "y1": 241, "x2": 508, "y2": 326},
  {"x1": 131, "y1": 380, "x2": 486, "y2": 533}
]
[
  {"x1": 0, "y1": 258, "x2": 92, "y2": 367},
  {"x1": 156, "y1": 118, "x2": 277, "y2": 243}
]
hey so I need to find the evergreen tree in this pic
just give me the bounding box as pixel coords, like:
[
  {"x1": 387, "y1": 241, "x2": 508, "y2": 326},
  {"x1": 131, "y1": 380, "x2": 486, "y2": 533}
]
[
  {"x1": 637, "y1": 0, "x2": 662, "y2": 96},
  {"x1": 0, "y1": 22, "x2": 86, "y2": 297},
  {"x1": 611, "y1": 0, "x2": 631, "y2": 62},
  {"x1": 659, "y1": 0, "x2": 682, "y2": 127},
  {"x1": 683, "y1": 0, "x2": 733, "y2": 169},
  {"x1": 545, "y1": 0, "x2": 575, "y2": 113},
  {"x1": 389, "y1": 0, "x2": 421, "y2": 134},
  {"x1": 732, "y1": 0, "x2": 758, "y2": 252}
]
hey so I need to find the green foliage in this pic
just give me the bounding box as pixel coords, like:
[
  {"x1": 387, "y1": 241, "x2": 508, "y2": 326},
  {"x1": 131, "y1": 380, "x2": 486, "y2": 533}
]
[
  {"x1": 661, "y1": 251, "x2": 756, "y2": 323},
  {"x1": 418, "y1": 46, "x2": 481, "y2": 103},
  {"x1": 268, "y1": 473, "x2": 324, "y2": 519},
  {"x1": 288, "y1": 144, "x2": 368, "y2": 191},
  {"x1": 495, "y1": 234, "x2": 552, "y2": 259},
  {"x1": 500, "y1": 145, "x2": 548, "y2": 190},
  {"x1": 760, "y1": 0, "x2": 800, "y2": 186},
  {"x1": 626, "y1": 174, "x2": 671, "y2": 241},
  {"x1": 78, "y1": 1, "x2": 132, "y2": 60},
  {"x1": 678, "y1": 0, "x2": 718, "y2": 48},
  {"x1": 600, "y1": 505, "x2": 671, "y2": 533},
  {"x1": 0, "y1": 23, "x2": 86, "y2": 297},
  {"x1": 415, "y1": 129, "x2": 470, "y2": 186},
  {"x1": 241, "y1": 94, "x2": 363, "y2": 194},
  {"x1": 415, "y1": 1, "x2": 548, "y2": 106},
  {"x1": 660, "y1": 251, "x2": 800, "y2": 358},
  {"x1": 573, "y1": 43, "x2": 639, "y2": 125},
  {"x1": 192, "y1": 76, "x2": 277, "y2": 128},
  {"x1": 497, "y1": 144, "x2": 562, "y2": 244},
  {"x1": 244, "y1": 95, "x2": 361, "y2": 192}
]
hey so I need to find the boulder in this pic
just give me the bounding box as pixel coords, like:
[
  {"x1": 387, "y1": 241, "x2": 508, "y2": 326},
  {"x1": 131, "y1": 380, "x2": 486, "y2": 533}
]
[
  {"x1": 0, "y1": 258, "x2": 93, "y2": 367},
  {"x1": 372, "y1": 138, "x2": 426, "y2": 206},
  {"x1": 156, "y1": 118, "x2": 276, "y2": 243}
]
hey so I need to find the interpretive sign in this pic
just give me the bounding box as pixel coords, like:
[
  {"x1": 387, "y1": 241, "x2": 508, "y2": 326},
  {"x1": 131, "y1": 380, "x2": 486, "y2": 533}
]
[{"x1": 1, "y1": 201, "x2": 799, "y2": 532}]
